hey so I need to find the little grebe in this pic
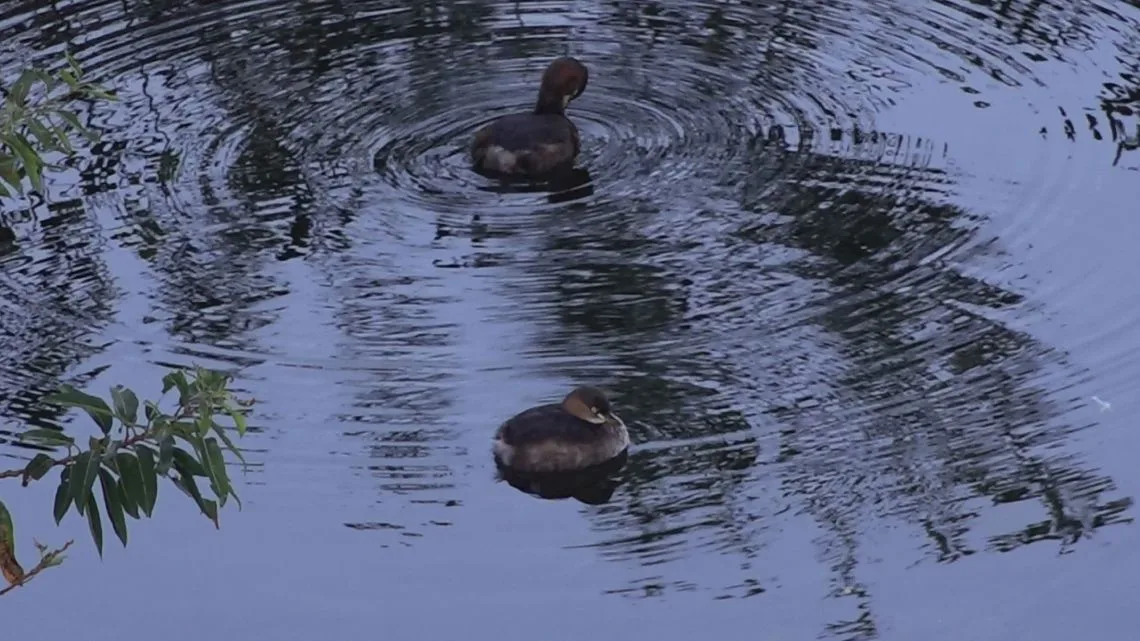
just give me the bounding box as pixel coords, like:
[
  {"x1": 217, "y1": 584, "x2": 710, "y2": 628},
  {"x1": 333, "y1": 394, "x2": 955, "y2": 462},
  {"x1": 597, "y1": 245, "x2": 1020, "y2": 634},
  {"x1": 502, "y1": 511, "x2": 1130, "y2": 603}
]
[
  {"x1": 470, "y1": 57, "x2": 589, "y2": 178},
  {"x1": 492, "y1": 386, "x2": 629, "y2": 473}
]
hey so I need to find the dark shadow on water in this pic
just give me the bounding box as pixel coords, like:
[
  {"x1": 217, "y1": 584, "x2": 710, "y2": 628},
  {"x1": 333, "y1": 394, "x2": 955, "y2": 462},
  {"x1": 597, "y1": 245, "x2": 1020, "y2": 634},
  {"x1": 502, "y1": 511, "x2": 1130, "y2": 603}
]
[
  {"x1": 475, "y1": 167, "x2": 595, "y2": 204},
  {"x1": 495, "y1": 449, "x2": 629, "y2": 505}
]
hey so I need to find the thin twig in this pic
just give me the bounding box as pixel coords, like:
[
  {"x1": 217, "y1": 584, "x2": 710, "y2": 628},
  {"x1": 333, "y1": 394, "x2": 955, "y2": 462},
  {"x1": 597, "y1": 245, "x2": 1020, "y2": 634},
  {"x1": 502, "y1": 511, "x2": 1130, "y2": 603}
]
[{"x1": 0, "y1": 540, "x2": 73, "y2": 596}]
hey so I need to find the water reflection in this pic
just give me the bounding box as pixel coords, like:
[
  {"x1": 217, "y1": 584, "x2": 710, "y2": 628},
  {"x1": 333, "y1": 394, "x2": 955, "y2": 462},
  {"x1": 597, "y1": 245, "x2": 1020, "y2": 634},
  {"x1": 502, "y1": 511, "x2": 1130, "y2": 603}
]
[
  {"x1": 0, "y1": 197, "x2": 118, "y2": 456},
  {"x1": 1, "y1": 0, "x2": 1139, "y2": 637},
  {"x1": 497, "y1": 449, "x2": 629, "y2": 505}
]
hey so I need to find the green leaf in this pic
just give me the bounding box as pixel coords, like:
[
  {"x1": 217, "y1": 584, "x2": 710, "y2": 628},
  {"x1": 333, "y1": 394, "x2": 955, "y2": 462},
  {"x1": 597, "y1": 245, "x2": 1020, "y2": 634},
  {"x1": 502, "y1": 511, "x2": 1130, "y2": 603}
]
[
  {"x1": 135, "y1": 446, "x2": 158, "y2": 517},
  {"x1": 0, "y1": 498, "x2": 21, "y2": 585},
  {"x1": 102, "y1": 440, "x2": 122, "y2": 465},
  {"x1": 196, "y1": 408, "x2": 211, "y2": 437},
  {"x1": 53, "y1": 467, "x2": 71, "y2": 524},
  {"x1": 7, "y1": 70, "x2": 35, "y2": 106},
  {"x1": 144, "y1": 401, "x2": 160, "y2": 423},
  {"x1": 228, "y1": 408, "x2": 248, "y2": 437},
  {"x1": 0, "y1": 499, "x2": 14, "y2": 553},
  {"x1": 43, "y1": 384, "x2": 114, "y2": 435},
  {"x1": 45, "y1": 119, "x2": 74, "y2": 154},
  {"x1": 161, "y1": 370, "x2": 189, "y2": 402},
  {"x1": 212, "y1": 420, "x2": 246, "y2": 465},
  {"x1": 68, "y1": 451, "x2": 94, "y2": 516},
  {"x1": 199, "y1": 498, "x2": 219, "y2": 526},
  {"x1": 7, "y1": 133, "x2": 43, "y2": 193},
  {"x1": 172, "y1": 470, "x2": 218, "y2": 528},
  {"x1": 88, "y1": 87, "x2": 117, "y2": 102},
  {"x1": 26, "y1": 69, "x2": 55, "y2": 93},
  {"x1": 114, "y1": 453, "x2": 144, "y2": 519},
  {"x1": 65, "y1": 50, "x2": 82, "y2": 75},
  {"x1": 54, "y1": 110, "x2": 96, "y2": 143},
  {"x1": 0, "y1": 152, "x2": 22, "y2": 195},
  {"x1": 26, "y1": 118, "x2": 61, "y2": 154},
  {"x1": 110, "y1": 385, "x2": 139, "y2": 425},
  {"x1": 203, "y1": 437, "x2": 236, "y2": 507},
  {"x1": 22, "y1": 453, "x2": 55, "y2": 485},
  {"x1": 116, "y1": 478, "x2": 139, "y2": 519},
  {"x1": 156, "y1": 436, "x2": 174, "y2": 476},
  {"x1": 171, "y1": 447, "x2": 207, "y2": 477},
  {"x1": 98, "y1": 468, "x2": 128, "y2": 547},
  {"x1": 85, "y1": 491, "x2": 103, "y2": 557},
  {"x1": 18, "y1": 428, "x2": 75, "y2": 447}
]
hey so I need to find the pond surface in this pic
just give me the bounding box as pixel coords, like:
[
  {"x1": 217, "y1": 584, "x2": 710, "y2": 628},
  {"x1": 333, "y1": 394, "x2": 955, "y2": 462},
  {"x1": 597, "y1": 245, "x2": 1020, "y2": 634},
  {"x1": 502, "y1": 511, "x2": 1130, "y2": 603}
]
[{"x1": 3, "y1": 0, "x2": 1140, "y2": 638}]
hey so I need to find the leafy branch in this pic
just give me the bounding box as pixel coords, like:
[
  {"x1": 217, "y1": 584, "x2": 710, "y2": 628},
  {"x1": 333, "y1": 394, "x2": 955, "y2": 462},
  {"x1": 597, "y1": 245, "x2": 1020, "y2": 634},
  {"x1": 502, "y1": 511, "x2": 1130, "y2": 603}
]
[
  {"x1": 0, "y1": 366, "x2": 254, "y2": 595},
  {"x1": 0, "y1": 51, "x2": 117, "y2": 198}
]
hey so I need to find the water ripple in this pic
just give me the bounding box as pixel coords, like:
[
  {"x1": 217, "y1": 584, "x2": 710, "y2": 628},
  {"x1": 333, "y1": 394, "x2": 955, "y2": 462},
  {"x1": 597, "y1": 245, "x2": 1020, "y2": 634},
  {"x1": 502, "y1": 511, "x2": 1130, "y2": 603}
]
[{"x1": 1, "y1": 0, "x2": 1140, "y2": 635}]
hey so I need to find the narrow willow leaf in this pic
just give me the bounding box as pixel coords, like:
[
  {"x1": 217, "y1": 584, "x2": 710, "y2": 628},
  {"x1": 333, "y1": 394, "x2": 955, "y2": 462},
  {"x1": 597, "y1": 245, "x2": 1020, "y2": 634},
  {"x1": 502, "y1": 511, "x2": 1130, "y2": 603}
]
[
  {"x1": 50, "y1": 122, "x2": 74, "y2": 154},
  {"x1": 65, "y1": 50, "x2": 82, "y2": 75},
  {"x1": 144, "y1": 401, "x2": 160, "y2": 423},
  {"x1": 172, "y1": 471, "x2": 218, "y2": 528},
  {"x1": 103, "y1": 441, "x2": 123, "y2": 467},
  {"x1": 7, "y1": 134, "x2": 43, "y2": 193},
  {"x1": 228, "y1": 408, "x2": 247, "y2": 437},
  {"x1": 7, "y1": 70, "x2": 35, "y2": 106},
  {"x1": 68, "y1": 451, "x2": 92, "y2": 516},
  {"x1": 54, "y1": 110, "x2": 96, "y2": 142},
  {"x1": 171, "y1": 447, "x2": 207, "y2": 477},
  {"x1": 170, "y1": 421, "x2": 198, "y2": 441},
  {"x1": 211, "y1": 420, "x2": 246, "y2": 464},
  {"x1": 98, "y1": 468, "x2": 128, "y2": 547},
  {"x1": 0, "y1": 153, "x2": 21, "y2": 195},
  {"x1": 203, "y1": 437, "x2": 235, "y2": 507},
  {"x1": 0, "y1": 499, "x2": 22, "y2": 585},
  {"x1": 0, "y1": 499, "x2": 14, "y2": 552},
  {"x1": 22, "y1": 453, "x2": 55, "y2": 485},
  {"x1": 115, "y1": 453, "x2": 144, "y2": 519},
  {"x1": 18, "y1": 428, "x2": 75, "y2": 447},
  {"x1": 53, "y1": 467, "x2": 71, "y2": 524},
  {"x1": 135, "y1": 446, "x2": 158, "y2": 517},
  {"x1": 26, "y1": 118, "x2": 61, "y2": 154},
  {"x1": 0, "y1": 548, "x2": 23, "y2": 585},
  {"x1": 110, "y1": 385, "x2": 139, "y2": 425},
  {"x1": 116, "y1": 478, "x2": 139, "y2": 519},
  {"x1": 161, "y1": 370, "x2": 189, "y2": 402},
  {"x1": 25, "y1": 69, "x2": 54, "y2": 91},
  {"x1": 43, "y1": 384, "x2": 114, "y2": 435},
  {"x1": 156, "y1": 436, "x2": 174, "y2": 475},
  {"x1": 196, "y1": 409, "x2": 211, "y2": 437},
  {"x1": 85, "y1": 492, "x2": 103, "y2": 557},
  {"x1": 85, "y1": 87, "x2": 117, "y2": 102},
  {"x1": 199, "y1": 498, "x2": 219, "y2": 528}
]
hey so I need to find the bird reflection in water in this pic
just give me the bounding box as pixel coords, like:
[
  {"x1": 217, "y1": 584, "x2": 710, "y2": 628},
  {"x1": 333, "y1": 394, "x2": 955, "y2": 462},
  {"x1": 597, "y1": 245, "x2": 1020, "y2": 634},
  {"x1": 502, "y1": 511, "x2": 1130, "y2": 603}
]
[
  {"x1": 476, "y1": 167, "x2": 594, "y2": 204},
  {"x1": 494, "y1": 449, "x2": 628, "y2": 505}
]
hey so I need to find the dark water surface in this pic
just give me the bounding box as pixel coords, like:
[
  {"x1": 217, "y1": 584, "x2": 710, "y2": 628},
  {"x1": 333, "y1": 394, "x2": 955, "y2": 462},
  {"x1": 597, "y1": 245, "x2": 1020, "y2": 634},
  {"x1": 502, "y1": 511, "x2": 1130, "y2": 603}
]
[{"x1": 3, "y1": 0, "x2": 1140, "y2": 638}]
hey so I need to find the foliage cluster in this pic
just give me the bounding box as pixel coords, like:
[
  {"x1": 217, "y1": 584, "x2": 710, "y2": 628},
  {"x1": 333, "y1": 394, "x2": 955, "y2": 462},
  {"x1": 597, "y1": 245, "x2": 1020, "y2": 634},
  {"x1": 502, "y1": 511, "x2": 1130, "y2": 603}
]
[
  {"x1": 0, "y1": 367, "x2": 252, "y2": 595},
  {"x1": 0, "y1": 51, "x2": 116, "y2": 198}
]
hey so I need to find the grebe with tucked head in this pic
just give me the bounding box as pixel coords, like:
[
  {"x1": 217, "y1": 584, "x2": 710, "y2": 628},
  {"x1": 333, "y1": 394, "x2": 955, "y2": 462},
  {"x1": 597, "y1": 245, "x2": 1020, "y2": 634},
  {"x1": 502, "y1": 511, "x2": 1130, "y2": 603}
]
[
  {"x1": 492, "y1": 386, "x2": 629, "y2": 473},
  {"x1": 470, "y1": 57, "x2": 589, "y2": 178}
]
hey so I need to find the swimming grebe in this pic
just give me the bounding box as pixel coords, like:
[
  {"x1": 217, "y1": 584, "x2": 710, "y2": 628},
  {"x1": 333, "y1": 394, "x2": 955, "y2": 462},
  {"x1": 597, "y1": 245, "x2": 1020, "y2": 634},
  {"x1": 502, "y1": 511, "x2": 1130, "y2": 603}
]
[
  {"x1": 470, "y1": 57, "x2": 589, "y2": 178},
  {"x1": 492, "y1": 385, "x2": 629, "y2": 473}
]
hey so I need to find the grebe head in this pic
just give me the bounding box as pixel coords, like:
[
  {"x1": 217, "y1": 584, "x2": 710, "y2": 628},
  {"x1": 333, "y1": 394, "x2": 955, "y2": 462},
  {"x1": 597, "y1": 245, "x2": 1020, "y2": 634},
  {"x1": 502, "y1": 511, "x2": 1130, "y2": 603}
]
[
  {"x1": 561, "y1": 385, "x2": 623, "y2": 427},
  {"x1": 535, "y1": 57, "x2": 589, "y2": 114}
]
